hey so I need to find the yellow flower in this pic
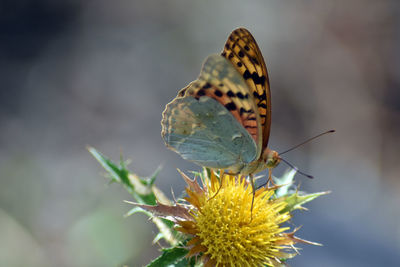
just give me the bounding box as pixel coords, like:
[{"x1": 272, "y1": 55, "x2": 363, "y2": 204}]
[{"x1": 177, "y1": 170, "x2": 297, "y2": 267}]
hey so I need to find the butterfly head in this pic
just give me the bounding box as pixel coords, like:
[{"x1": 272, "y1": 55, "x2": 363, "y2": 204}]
[{"x1": 263, "y1": 148, "x2": 281, "y2": 169}]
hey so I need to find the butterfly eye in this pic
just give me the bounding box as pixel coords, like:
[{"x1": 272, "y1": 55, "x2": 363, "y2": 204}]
[{"x1": 262, "y1": 149, "x2": 280, "y2": 168}]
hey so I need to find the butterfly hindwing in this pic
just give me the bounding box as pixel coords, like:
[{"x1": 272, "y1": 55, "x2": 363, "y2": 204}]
[
  {"x1": 161, "y1": 95, "x2": 257, "y2": 172},
  {"x1": 221, "y1": 28, "x2": 272, "y2": 150}
]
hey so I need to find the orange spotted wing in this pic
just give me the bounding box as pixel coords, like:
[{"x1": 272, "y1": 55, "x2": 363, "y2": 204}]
[{"x1": 221, "y1": 28, "x2": 271, "y2": 150}]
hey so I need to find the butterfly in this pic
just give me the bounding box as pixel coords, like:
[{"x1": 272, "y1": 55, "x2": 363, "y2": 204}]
[{"x1": 161, "y1": 28, "x2": 280, "y2": 180}]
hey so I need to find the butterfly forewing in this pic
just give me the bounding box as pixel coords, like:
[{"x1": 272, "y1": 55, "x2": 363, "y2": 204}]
[{"x1": 221, "y1": 28, "x2": 272, "y2": 150}]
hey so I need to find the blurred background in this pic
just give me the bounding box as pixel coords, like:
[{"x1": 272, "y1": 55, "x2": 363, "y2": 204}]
[{"x1": 1, "y1": 0, "x2": 399, "y2": 266}]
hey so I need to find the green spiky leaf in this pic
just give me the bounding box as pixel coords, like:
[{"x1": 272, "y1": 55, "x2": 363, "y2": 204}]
[
  {"x1": 146, "y1": 247, "x2": 190, "y2": 267},
  {"x1": 273, "y1": 169, "x2": 297, "y2": 198},
  {"x1": 281, "y1": 191, "x2": 330, "y2": 213},
  {"x1": 89, "y1": 147, "x2": 179, "y2": 245},
  {"x1": 88, "y1": 146, "x2": 157, "y2": 205}
]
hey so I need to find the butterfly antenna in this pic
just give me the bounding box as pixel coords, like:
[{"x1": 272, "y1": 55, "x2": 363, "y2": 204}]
[
  {"x1": 279, "y1": 157, "x2": 314, "y2": 179},
  {"x1": 279, "y1": 130, "x2": 335, "y2": 156}
]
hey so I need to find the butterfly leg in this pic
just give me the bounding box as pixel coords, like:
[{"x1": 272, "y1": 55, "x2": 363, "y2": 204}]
[
  {"x1": 249, "y1": 174, "x2": 255, "y2": 222},
  {"x1": 267, "y1": 168, "x2": 277, "y2": 188},
  {"x1": 208, "y1": 172, "x2": 224, "y2": 201}
]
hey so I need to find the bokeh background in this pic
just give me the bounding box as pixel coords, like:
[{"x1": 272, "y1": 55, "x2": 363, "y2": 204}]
[{"x1": 1, "y1": 0, "x2": 399, "y2": 266}]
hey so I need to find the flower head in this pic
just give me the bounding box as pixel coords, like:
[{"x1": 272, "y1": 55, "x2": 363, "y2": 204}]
[
  {"x1": 90, "y1": 148, "x2": 327, "y2": 267},
  {"x1": 177, "y1": 170, "x2": 297, "y2": 267}
]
